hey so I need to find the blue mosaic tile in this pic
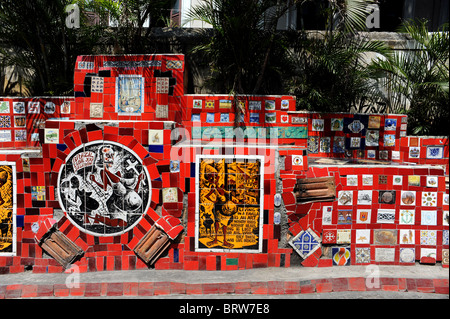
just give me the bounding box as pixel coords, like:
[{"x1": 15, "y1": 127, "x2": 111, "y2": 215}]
[{"x1": 289, "y1": 228, "x2": 321, "y2": 259}]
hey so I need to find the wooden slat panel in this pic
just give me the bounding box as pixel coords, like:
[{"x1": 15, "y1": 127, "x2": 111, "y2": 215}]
[{"x1": 295, "y1": 176, "x2": 336, "y2": 203}]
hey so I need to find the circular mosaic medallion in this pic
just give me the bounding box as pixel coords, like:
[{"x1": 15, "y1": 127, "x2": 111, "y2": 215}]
[{"x1": 57, "y1": 141, "x2": 151, "y2": 236}]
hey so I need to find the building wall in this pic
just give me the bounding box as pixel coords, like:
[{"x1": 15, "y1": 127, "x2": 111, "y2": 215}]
[{"x1": 0, "y1": 54, "x2": 448, "y2": 274}]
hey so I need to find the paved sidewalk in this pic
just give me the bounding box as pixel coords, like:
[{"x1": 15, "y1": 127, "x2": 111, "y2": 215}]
[{"x1": 0, "y1": 264, "x2": 448, "y2": 299}]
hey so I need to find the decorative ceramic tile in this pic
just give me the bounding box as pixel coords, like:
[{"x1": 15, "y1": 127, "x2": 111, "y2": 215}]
[
  {"x1": 444, "y1": 194, "x2": 449, "y2": 206},
  {"x1": 356, "y1": 209, "x2": 371, "y2": 224},
  {"x1": 248, "y1": 101, "x2": 261, "y2": 110},
  {"x1": 116, "y1": 75, "x2": 144, "y2": 115},
  {"x1": 166, "y1": 60, "x2": 183, "y2": 69},
  {"x1": 426, "y1": 146, "x2": 444, "y2": 159},
  {"x1": 44, "y1": 102, "x2": 55, "y2": 114},
  {"x1": 77, "y1": 61, "x2": 94, "y2": 69},
  {"x1": 421, "y1": 210, "x2": 437, "y2": 225},
  {"x1": 409, "y1": 147, "x2": 420, "y2": 158},
  {"x1": 0, "y1": 116, "x2": 11, "y2": 128},
  {"x1": 336, "y1": 230, "x2": 351, "y2": 244},
  {"x1": 332, "y1": 247, "x2": 351, "y2": 266},
  {"x1": 384, "y1": 118, "x2": 397, "y2": 131},
  {"x1": 399, "y1": 229, "x2": 415, "y2": 245},
  {"x1": 0, "y1": 101, "x2": 10, "y2": 113},
  {"x1": 289, "y1": 228, "x2": 321, "y2": 259},
  {"x1": 408, "y1": 175, "x2": 420, "y2": 187},
  {"x1": 222, "y1": 113, "x2": 231, "y2": 123},
  {"x1": 422, "y1": 191, "x2": 438, "y2": 207},
  {"x1": 205, "y1": 100, "x2": 215, "y2": 109},
  {"x1": 345, "y1": 119, "x2": 366, "y2": 134},
  {"x1": 15, "y1": 115, "x2": 27, "y2": 128},
  {"x1": 367, "y1": 149, "x2": 376, "y2": 159},
  {"x1": 384, "y1": 134, "x2": 396, "y2": 147},
  {"x1": 378, "y1": 191, "x2": 396, "y2": 205},
  {"x1": 44, "y1": 128, "x2": 59, "y2": 144},
  {"x1": 193, "y1": 99, "x2": 202, "y2": 109},
  {"x1": 291, "y1": 116, "x2": 307, "y2": 124},
  {"x1": 191, "y1": 114, "x2": 200, "y2": 122},
  {"x1": 156, "y1": 77, "x2": 170, "y2": 94},
  {"x1": 368, "y1": 115, "x2": 381, "y2": 129},
  {"x1": 0, "y1": 130, "x2": 11, "y2": 142},
  {"x1": 206, "y1": 113, "x2": 215, "y2": 123},
  {"x1": 426, "y1": 176, "x2": 438, "y2": 188},
  {"x1": 292, "y1": 155, "x2": 303, "y2": 166},
  {"x1": 379, "y1": 150, "x2": 389, "y2": 160},
  {"x1": 265, "y1": 100, "x2": 276, "y2": 111},
  {"x1": 31, "y1": 186, "x2": 46, "y2": 201},
  {"x1": 14, "y1": 130, "x2": 26, "y2": 142},
  {"x1": 148, "y1": 129, "x2": 163, "y2": 145},
  {"x1": 156, "y1": 105, "x2": 169, "y2": 118},
  {"x1": 349, "y1": 137, "x2": 361, "y2": 148},
  {"x1": 355, "y1": 229, "x2": 371, "y2": 244},
  {"x1": 322, "y1": 206, "x2": 333, "y2": 225},
  {"x1": 362, "y1": 175, "x2": 373, "y2": 186},
  {"x1": 374, "y1": 229, "x2": 397, "y2": 245},
  {"x1": 392, "y1": 175, "x2": 403, "y2": 186},
  {"x1": 333, "y1": 136, "x2": 346, "y2": 153},
  {"x1": 391, "y1": 151, "x2": 400, "y2": 160},
  {"x1": 312, "y1": 119, "x2": 324, "y2": 131},
  {"x1": 443, "y1": 230, "x2": 449, "y2": 246},
  {"x1": 281, "y1": 100, "x2": 289, "y2": 110},
  {"x1": 170, "y1": 160, "x2": 180, "y2": 173},
  {"x1": 346, "y1": 175, "x2": 358, "y2": 186},
  {"x1": 61, "y1": 101, "x2": 71, "y2": 114},
  {"x1": 420, "y1": 230, "x2": 437, "y2": 245},
  {"x1": 90, "y1": 103, "x2": 103, "y2": 118},
  {"x1": 357, "y1": 191, "x2": 372, "y2": 205},
  {"x1": 378, "y1": 175, "x2": 388, "y2": 185},
  {"x1": 162, "y1": 187, "x2": 178, "y2": 203},
  {"x1": 442, "y1": 249, "x2": 449, "y2": 266},
  {"x1": 104, "y1": 60, "x2": 161, "y2": 68},
  {"x1": 375, "y1": 248, "x2": 395, "y2": 262},
  {"x1": 331, "y1": 118, "x2": 343, "y2": 131},
  {"x1": 355, "y1": 247, "x2": 370, "y2": 264},
  {"x1": 28, "y1": 101, "x2": 40, "y2": 114},
  {"x1": 338, "y1": 191, "x2": 353, "y2": 206},
  {"x1": 265, "y1": 113, "x2": 276, "y2": 123},
  {"x1": 377, "y1": 209, "x2": 396, "y2": 224},
  {"x1": 400, "y1": 191, "x2": 416, "y2": 206},
  {"x1": 443, "y1": 211, "x2": 449, "y2": 226},
  {"x1": 319, "y1": 137, "x2": 331, "y2": 153},
  {"x1": 365, "y1": 130, "x2": 379, "y2": 147},
  {"x1": 399, "y1": 209, "x2": 415, "y2": 225},
  {"x1": 12, "y1": 102, "x2": 25, "y2": 114},
  {"x1": 337, "y1": 210, "x2": 352, "y2": 225},
  {"x1": 91, "y1": 76, "x2": 104, "y2": 93},
  {"x1": 280, "y1": 115, "x2": 289, "y2": 123},
  {"x1": 322, "y1": 230, "x2": 337, "y2": 244},
  {"x1": 307, "y1": 137, "x2": 319, "y2": 154},
  {"x1": 399, "y1": 248, "x2": 415, "y2": 263}
]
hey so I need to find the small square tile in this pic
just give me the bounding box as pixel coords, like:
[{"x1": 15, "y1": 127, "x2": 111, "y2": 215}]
[
  {"x1": 322, "y1": 230, "x2": 337, "y2": 244},
  {"x1": 355, "y1": 229, "x2": 371, "y2": 244},
  {"x1": 399, "y1": 229, "x2": 415, "y2": 245},
  {"x1": 400, "y1": 248, "x2": 415, "y2": 263},
  {"x1": 336, "y1": 229, "x2": 351, "y2": 244},
  {"x1": 420, "y1": 230, "x2": 437, "y2": 245},
  {"x1": 355, "y1": 247, "x2": 370, "y2": 264},
  {"x1": 332, "y1": 247, "x2": 351, "y2": 266},
  {"x1": 422, "y1": 192, "x2": 438, "y2": 207},
  {"x1": 421, "y1": 210, "x2": 437, "y2": 225},
  {"x1": 399, "y1": 209, "x2": 415, "y2": 225}
]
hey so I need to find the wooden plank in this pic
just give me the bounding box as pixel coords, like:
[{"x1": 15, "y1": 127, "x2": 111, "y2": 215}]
[{"x1": 296, "y1": 176, "x2": 334, "y2": 184}]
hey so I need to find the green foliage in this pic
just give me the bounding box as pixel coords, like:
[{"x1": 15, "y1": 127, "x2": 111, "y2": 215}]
[
  {"x1": 369, "y1": 20, "x2": 449, "y2": 135},
  {"x1": 185, "y1": 0, "x2": 296, "y2": 95}
]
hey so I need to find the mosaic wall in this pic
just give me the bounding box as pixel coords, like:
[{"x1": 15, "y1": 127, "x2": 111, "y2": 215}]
[{"x1": 0, "y1": 54, "x2": 448, "y2": 274}]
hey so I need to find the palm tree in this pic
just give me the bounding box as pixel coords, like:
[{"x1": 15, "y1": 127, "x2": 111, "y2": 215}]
[
  {"x1": 287, "y1": 0, "x2": 389, "y2": 113},
  {"x1": 369, "y1": 20, "x2": 449, "y2": 135}
]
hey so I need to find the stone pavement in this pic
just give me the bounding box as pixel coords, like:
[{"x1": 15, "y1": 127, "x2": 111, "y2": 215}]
[{"x1": 0, "y1": 263, "x2": 448, "y2": 300}]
